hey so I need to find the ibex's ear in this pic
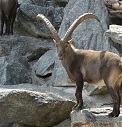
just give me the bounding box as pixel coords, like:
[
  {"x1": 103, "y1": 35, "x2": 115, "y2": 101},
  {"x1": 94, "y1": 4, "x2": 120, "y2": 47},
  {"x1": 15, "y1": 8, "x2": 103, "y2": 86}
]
[{"x1": 53, "y1": 39, "x2": 58, "y2": 46}]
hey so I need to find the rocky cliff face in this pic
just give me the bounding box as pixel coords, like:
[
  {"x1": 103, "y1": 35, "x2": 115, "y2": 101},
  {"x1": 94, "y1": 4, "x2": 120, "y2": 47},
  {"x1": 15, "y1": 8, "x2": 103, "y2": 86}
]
[{"x1": 0, "y1": 0, "x2": 122, "y2": 127}]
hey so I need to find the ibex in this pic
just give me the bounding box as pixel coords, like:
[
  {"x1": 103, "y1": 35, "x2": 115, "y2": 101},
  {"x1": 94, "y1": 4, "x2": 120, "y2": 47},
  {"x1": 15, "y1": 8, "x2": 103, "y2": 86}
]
[
  {"x1": 0, "y1": 0, "x2": 18, "y2": 35},
  {"x1": 36, "y1": 13, "x2": 122, "y2": 117}
]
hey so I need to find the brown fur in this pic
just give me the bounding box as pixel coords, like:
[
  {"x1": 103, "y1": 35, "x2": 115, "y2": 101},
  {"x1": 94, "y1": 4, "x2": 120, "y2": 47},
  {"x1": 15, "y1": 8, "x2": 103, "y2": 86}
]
[
  {"x1": 36, "y1": 13, "x2": 122, "y2": 117},
  {"x1": 0, "y1": 0, "x2": 18, "y2": 35}
]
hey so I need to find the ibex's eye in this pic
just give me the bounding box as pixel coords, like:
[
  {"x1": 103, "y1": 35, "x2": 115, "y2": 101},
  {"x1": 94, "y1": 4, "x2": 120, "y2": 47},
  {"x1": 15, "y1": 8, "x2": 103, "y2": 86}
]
[{"x1": 58, "y1": 54, "x2": 63, "y2": 60}]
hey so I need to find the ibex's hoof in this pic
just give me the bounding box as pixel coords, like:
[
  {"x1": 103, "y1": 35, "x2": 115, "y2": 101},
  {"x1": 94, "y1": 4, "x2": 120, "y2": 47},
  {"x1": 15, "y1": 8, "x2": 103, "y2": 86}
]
[
  {"x1": 72, "y1": 104, "x2": 78, "y2": 111},
  {"x1": 108, "y1": 111, "x2": 120, "y2": 117},
  {"x1": 72, "y1": 104, "x2": 84, "y2": 111},
  {"x1": 75, "y1": 106, "x2": 82, "y2": 112}
]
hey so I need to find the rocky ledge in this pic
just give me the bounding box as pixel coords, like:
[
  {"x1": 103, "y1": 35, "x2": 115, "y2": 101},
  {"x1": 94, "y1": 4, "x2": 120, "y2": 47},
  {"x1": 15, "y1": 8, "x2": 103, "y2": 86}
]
[
  {"x1": 71, "y1": 107, "x2": 122, "y2": 127},
  {"x1": 0, "y1": 88, "x2": 74, "y2": 127}
]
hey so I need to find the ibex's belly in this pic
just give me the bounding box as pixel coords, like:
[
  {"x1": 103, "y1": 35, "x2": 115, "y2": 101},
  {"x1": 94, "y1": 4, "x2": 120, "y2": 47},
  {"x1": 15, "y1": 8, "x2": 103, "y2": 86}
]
[{"x1": 81, "y1": 67, "x2": 106, "y2": 86}]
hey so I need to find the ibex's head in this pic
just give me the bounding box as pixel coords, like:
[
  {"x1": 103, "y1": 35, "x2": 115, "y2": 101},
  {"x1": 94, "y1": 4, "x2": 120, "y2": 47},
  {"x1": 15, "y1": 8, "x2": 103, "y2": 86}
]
[{"x1": 36, "y1": 13, "x2": 100, "y2": 60}]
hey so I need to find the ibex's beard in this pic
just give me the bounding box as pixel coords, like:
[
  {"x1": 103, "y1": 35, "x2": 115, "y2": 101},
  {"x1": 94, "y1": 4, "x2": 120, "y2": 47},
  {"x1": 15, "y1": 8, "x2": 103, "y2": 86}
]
[
  {"x1": 58, "y1": 53, "x2": 67, "y2": 60},
  {"x1": 58, "y1": 55, "x2": 64, "y2": 60}
]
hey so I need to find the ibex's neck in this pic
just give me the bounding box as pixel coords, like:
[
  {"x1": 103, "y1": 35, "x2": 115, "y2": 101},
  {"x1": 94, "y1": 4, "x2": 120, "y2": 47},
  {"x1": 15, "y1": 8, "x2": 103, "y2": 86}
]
[
  {"x1": 61, "y1": 44, "x2": 78, "y2": 81},
  {"x1": 62, "y1": 44, "x2": 77, "y2": 66}
]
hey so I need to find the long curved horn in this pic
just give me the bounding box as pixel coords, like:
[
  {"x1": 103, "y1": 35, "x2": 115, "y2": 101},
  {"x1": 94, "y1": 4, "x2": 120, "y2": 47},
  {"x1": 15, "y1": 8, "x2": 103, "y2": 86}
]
[
  {"x1": 62, "y1": 13, "x2": 100, "y2": 43},
  {"x1": 36, "y1": 14, "x2": 61, "y2": 43}
]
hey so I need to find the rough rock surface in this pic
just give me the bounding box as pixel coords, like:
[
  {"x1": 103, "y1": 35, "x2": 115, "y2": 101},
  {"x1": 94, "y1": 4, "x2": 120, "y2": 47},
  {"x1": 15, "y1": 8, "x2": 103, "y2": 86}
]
[
  {"x1": 52, "y1": 0, "x2": 69, "y2": 7},
  {"x1": 0, "y1": 84, "x2": 114, "y2": 111},
  {"x1": 34, "y1": 50, "x2": 56, "y2": 77},
  {"x1": 71, "y1": 108, "x2": 122, "y2": 127},
  {"x1": 0, "y1": 55, "x2": 31, "y2": 85},
  {"x1": 0, "y1": 36, "x2": 54, "y2": 60},
  {"x1": 53, "y1": 119, "x2": 71, "y2": 127},
  {"x1": 0, "y1": 35, "x2": 54, "y2": 85},
  {"x1": 0, "y1": 83, "x2": 120, "y2": 127},
  {"x1": 0, "y1": 0, "x2": 122, "y2": 126},
  {"x1": 0, "y1": 88, "x2": 74, "y2": 127},
  {"x1": 84, "y1": 85, "x2": 108, "y2": 96},
  {"x1": 51, "y1": 0, "x2": 120, "y2": 87},
  {"x1": 17, "y1": 1, "x2": 64, "y2": 38},
  {"x1": 105, "y1": 25, "x2": 122, "y2": 45}
]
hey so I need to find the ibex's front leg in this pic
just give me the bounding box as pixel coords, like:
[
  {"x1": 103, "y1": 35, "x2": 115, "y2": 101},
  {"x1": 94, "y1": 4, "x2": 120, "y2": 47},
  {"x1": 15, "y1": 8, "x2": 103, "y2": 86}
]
[
  {"x1": 72, "y1": 77, "x2": 84, "y2": 111},
  {"x1": 0, "y1": 14, "x2": 4, "y2": 36}
]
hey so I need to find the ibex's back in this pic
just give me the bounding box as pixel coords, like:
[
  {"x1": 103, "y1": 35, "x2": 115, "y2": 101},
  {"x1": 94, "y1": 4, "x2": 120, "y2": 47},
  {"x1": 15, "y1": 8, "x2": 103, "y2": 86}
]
[
  {"x1": 36, "y1": 13, "x2": 122, "y2": 117},
  {"x1": 75, "y1": 49, "x2": 122, "y2": 86}
]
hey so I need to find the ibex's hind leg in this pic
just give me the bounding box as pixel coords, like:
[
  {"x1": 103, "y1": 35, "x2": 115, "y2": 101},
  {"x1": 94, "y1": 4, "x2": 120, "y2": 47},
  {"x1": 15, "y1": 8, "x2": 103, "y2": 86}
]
[
  {"x1": 108, "y1": 86, "x2": 121, "y2": 117},
  {"x1": 105, "y1": 67, "x2": 122, "y2": 117},
  {"x1": 105, "y1": 78, "x2": 121, "y2": 117}
]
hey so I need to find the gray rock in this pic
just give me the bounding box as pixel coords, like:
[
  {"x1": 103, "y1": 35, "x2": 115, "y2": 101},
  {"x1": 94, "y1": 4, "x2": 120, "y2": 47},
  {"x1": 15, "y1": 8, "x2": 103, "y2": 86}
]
[
  {"x1": 52, "y1": 0, "x2": 69, "y2": 7},
  {"x1": 0, "y1": 54, "x2": 31, "y2": 85},
  {"x1": 11, "y1": 123, "x2": 27, "y2": 127},
  {"x1": 0, "y1": 35, "x2": 54, "y2": 61},
  {"x1": 0, "y1": 35, "x2": 54, "y2": 85},
  {"x1": 17, "y1": 3, "x2": 64, "y2": 38},
  {"x1": 0, "y1": 89, "x2": 74, "y2": 127},
  {"x1": 51, "y1": 58, "x2": 75, "y2": 87},
  {"x1": 53, "y1": 119, "x2": 71, "y2": 127},
  {"x1": 105, "y1": 25, "x2": 122, "y2": 45},
  {"x1": 0, "y1": 45, "x2": 8, "y2": 57},
  {"x1": 34, "y1": 50, "x2": 56, "y2": 76},
  {"x1": 18, "y1": 0, "x2": 32, "y2": 4},
  {"x1": 31, "y1": 0, "x2": 53, "y2": 6},
  {"x1": 51, "y1": 0, "x2": 120, "y2": 87},
  {"x1": 71, "y1": 108, "x2": 122, "y2": 127},
  {"x1": 0, "y1": 83, "x2": 114, "y2": 112},
  {"x1": 84, "y1": 85, "x2": 108, "y2": 96},
  {"x1": 0, "y1": 84, "x2": 76, "y2": 101}
]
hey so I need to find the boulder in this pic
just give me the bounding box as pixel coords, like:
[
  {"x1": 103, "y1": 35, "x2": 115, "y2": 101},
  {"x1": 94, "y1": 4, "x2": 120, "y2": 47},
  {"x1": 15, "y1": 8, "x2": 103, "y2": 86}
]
[
  {"x1": 105, "y1": 25, "x2": 122, "y2": 54},
  {"x1": 0, "y1": 35, "x2": 54, "y2": 85},
  {"x1": 71, "y1": 108, "x2": 122, "y2": 127},
  {"x1": 105, "y1": 25, "x2": 122, "y2": 45},
  {"x1": 0, "y1": 88, "x2": 74, "y2": 127},
  {"x1": 84, "y1": 85, "x2": 108, "y2": 96},
  {"x1": 51, "y1": 0, "x2": 120, "y2": 87},
  {"x1": 53, "y1": 119, "x2": 71, "y2": 127},
  {"x1": 51, "y1": 57, "x2": 75, "y2": 87},
  {"x1": 0, "y1": 84, "x2": 115, "y2": 116},
  {"x1": 0, "y1": 35, "x2": 54, "y2": 61},
  {"x1": 0, "y1": 54, "x2": 31, "y2": 85},
  {"x1": 0, "y1": 84, "x2": 76, "y2": 101},
  {"x1": 34, "y1": 50, "x2": 56, "y2": 77},
  {"x1": 17, "y1": 2, "x2": 64, "y2": 38}
]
